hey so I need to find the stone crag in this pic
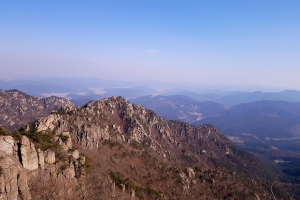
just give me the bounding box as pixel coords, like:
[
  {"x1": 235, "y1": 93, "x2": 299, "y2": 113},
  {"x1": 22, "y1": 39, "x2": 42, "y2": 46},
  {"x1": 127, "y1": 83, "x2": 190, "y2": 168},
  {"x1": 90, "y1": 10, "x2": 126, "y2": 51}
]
[{"x1": 0, "y1": 134, "x2": 86, "y2": 200}]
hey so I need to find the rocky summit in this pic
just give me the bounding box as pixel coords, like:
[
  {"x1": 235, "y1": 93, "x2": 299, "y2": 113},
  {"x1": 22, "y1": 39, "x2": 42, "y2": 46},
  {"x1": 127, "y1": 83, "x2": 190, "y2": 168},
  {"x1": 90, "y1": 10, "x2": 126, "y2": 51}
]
[
  {"x1": 0, "y1": 89, "x2": 75, "y2": 130},
  {"x1": 0, "y1": 94, "x2": 288, "y2": 199}
]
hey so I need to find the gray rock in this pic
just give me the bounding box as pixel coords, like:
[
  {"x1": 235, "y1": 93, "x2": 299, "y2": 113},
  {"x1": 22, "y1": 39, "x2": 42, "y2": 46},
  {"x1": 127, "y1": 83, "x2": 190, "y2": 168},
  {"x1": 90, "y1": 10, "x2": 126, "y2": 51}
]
[
  {"x1": 35, "y1": 114, "x2": 60, "y2": 132},
  {"x1": 0, "y1": 136, "x2": 15, "y2": 155},
  {"x1": 17, "y1": 171, "x2": 32, "y2": 200},
  {"x1": 0, "y1": 129, "x2": 83, "y2": 200},
  {"x1": 20, "y1": 136, "x2": 39, "y2": 171},
  {"x1": 187, "y1": 167, "x2": 195, "y2": 178},
  {"x1": 0, "y1": 150, "x2": 31, "y2": 200},
  {"x1": 37, "y1": 149, "x2": 45, "y2": 167},
  {"x1": 62, "y1": 164, "x2": 75, "y2": 179},
  {"x1": 44, "y1": 150, "x2": 55, "y2": 164},
  {"x1": 57, "y1": 131, "x2": 72, "y2": 152},
  {"x1": 71, "y1": 150, "x2": 80, "y2": 159}
]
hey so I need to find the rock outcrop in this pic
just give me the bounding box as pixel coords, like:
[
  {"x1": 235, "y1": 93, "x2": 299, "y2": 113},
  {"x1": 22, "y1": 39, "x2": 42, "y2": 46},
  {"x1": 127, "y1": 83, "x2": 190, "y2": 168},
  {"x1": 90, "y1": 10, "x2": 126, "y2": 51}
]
[
  {"x1": 44, "y1": 150, "x2": 55, "y2": 164},
  {"x1": 0, "y1": 134, "x2": 86, "y2": 200},
  {"x1": 20, "y1": 136, "x2": 39, "y2": 171},
  {"x1": 33, "y1": 96, "x2": 276, "y2": 199},
  {"x1": 0, "y1": 150, "x2": 31, "y2": 200},
  {"x1": 35, "y1": 96, "x2": 234, "y2": 160},
  {"x1": 37, "y1": 149, "x2": 44, "y2": 168},
  {"x1": 0, "y1": 136, "x2": 15, "y2": 154}
]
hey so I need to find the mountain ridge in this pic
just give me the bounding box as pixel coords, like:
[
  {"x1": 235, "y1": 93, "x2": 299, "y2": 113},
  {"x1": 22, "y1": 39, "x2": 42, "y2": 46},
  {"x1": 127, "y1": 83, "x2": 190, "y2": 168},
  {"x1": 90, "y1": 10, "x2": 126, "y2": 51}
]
[
  {"x1": 0, "y1": 89, "x2": 75, "y2": 130},
  {"x1": 0, "y1": 91, "x2": 289, "y2": 199},
  {"x1": 33, "y1": 96, "x2": 284, "y2": 199}
]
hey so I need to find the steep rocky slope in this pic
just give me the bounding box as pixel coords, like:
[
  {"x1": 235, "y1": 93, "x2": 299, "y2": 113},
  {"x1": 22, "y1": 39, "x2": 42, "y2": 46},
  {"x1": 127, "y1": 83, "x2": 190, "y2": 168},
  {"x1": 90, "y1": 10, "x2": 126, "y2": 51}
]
[
  {"x1": 32, "y1": 96, "x2": 286, "y2": 199},
  {"x1": 0, "y1": 129, "x2": 87, "y2": 200},
  {"x1": 0, "y1": 89, "x2": 75, "y2": 130}
]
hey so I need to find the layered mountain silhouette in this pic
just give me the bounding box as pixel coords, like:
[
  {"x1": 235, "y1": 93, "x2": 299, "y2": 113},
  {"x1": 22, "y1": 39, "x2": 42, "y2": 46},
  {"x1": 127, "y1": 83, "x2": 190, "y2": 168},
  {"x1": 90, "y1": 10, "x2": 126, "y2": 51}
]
[
  {"x1": 132, "y1": 95, "x2": 300, "y2": 139},
  {"x1": 0, "y1": 90, "x2": 288, "y2": 199},
  {"x1": 195, "y1": 100, "x2": 300, "y2": 138},
  {"x1": 182, "y1": 90, "x2": 300, "y2": 105}
]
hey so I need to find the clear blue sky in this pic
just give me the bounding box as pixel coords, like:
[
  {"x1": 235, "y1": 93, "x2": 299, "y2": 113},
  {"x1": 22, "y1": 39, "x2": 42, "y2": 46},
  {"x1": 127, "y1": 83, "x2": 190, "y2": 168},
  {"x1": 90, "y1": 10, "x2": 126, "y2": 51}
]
[{"x1": 1, "y1": 1, "x2": 299, "y2": 89}]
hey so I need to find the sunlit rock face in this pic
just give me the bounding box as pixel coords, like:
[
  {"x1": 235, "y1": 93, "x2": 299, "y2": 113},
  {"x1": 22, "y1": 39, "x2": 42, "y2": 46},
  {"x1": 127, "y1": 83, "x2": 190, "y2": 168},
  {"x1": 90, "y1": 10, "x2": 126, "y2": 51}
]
[
  {"x1": 0, "y1": 150, "x2": 32, "y2": 200},
  {"x1": 20, "y1": 136, "x2": 39, "y2": 171},
  {"x1": 0, "y1": 136, "x2": 15, "y2": 154},
  {"x1": 0, "y1": 134, "x2": 86, "y2": 200}
]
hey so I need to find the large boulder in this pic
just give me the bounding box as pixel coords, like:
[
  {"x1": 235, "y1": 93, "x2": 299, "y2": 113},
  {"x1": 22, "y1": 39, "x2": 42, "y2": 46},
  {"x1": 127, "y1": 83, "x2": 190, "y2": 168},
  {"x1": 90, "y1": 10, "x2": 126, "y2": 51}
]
[
  {"x1": 44, "y1": 150, "x2": 55, "y2": 164},
  {"x1": 35, "y1": 114, "x2": 61, "y2": 132},
  {"x1": 19, "y1": 136, "x2": 39, "y2": 171},
  {"x1": 57, "y1": 131, "x2": 72, "y2": 152},
  {"x1": 0, "y1": 136, "x2": 15, "y2": 155},
  {"x1": 37, "y1": 149, "x2": 45, "y2": 168}
]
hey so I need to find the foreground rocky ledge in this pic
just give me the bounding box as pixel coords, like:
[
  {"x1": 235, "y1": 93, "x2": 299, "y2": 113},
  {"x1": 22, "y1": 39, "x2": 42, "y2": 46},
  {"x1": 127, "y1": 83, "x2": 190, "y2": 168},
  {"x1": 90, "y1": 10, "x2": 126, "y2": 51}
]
[{"x1": 0, "y1": 133, "x2": 85, "y2": 200}]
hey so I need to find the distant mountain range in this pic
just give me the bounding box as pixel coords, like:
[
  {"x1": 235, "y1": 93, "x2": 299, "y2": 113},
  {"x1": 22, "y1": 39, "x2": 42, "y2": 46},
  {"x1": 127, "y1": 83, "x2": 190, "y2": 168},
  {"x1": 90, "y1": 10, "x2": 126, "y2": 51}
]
[
  {"x1": 195, "y1": 100, "x2": 300, "y2": 139},
  {"x1": 182, "y1": 90, "x2": 300, "y2": 105},
  {"x1": 0, "y1": 79, "x2": 164, "y2": 103},
  {"x1": 2, "y1": 78, "x2": 300, "y2": 106},
  {"x1": 131, "y1": 95, "x2": 300, "y2": 140}
]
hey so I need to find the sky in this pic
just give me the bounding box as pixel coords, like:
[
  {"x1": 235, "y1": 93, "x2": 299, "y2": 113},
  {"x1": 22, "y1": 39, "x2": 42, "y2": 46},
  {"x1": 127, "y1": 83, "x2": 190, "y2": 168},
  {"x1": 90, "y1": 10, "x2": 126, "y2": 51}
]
[{"x1": 1, "y1": 1, "x2": 300, "y2": 90}]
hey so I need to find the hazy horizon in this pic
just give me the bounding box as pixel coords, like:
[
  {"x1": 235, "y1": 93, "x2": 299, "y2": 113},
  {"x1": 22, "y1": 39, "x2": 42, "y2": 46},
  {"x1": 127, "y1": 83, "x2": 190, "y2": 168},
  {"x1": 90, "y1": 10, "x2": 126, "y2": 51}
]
[
  {"x1": 0, "y1": 76, "x2": 298, "y2": 93},
  {"x1": 1, "y1": 1, "x2": 299, "y2": 90}
]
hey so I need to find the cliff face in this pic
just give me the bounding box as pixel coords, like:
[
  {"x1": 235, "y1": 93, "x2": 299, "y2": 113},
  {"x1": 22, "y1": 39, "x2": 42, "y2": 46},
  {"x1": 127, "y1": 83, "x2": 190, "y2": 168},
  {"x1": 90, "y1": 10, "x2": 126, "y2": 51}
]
[
  {"x1": 0, "y1": 136, "x2": 31, "y2": 200},
  {"x1": 0, "y1": 89, "x2": 75, "y2": 130},
  {"x1": 33, "y1": 96, "x2": 277, "y2": 199},
  {"x1": 0, "y1": 134, "x2": 86, "y2": 200}
]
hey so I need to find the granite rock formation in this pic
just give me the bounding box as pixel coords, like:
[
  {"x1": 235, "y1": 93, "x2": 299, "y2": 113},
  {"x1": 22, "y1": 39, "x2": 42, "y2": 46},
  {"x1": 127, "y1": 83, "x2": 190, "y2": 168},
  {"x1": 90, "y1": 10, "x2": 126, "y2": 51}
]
[
  {"x1": 0, "y1": 134, "x2": 86, "y2": 200},
  {"x1": 33, "y1": 96, "x2": 284, "y2": 199},
  {"x1": 0, "y1": 94, "x2": 288, "y2": 199}
]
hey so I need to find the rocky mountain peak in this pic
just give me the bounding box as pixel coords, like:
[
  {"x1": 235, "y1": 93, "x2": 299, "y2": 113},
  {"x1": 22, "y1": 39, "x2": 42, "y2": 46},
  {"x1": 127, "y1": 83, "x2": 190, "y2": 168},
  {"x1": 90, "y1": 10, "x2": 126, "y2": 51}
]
[
  {"x1": 36, "y1": 96, "x2": 257, "y2": 175},
  {"x1": 1, "y1": 94, "x2": 287, "y2": 199}
]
